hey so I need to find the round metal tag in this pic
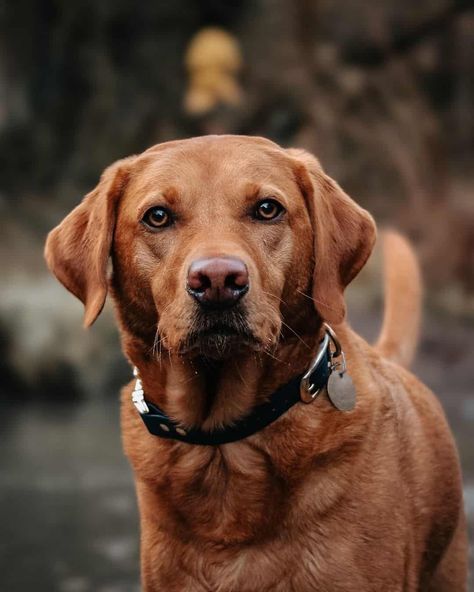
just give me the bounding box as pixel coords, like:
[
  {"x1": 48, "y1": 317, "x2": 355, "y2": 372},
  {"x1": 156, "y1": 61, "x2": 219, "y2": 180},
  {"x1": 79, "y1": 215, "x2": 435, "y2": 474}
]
[{"x1": 327, "y1": 371, "x2": 356, "y2": 412}]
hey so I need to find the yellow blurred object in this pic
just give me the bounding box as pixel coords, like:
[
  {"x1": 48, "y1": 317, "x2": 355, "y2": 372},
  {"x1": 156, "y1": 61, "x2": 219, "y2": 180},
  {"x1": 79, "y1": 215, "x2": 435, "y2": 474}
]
[{"x1": 184, "y1": 27, "x2": 243, "y2": 115}]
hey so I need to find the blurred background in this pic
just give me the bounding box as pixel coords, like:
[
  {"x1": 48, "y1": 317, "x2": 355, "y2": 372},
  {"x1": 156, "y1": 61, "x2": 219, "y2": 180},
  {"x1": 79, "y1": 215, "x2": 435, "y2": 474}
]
[{"x1": 0, "y1": 1, "x2": 473, "y2": 590}]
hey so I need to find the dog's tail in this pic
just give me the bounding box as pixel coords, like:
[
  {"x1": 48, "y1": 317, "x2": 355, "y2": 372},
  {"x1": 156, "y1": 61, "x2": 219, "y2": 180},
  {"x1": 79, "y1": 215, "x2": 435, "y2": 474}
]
[{"x1": 375, "y1": 230, "x2": 422, "y2": 368}]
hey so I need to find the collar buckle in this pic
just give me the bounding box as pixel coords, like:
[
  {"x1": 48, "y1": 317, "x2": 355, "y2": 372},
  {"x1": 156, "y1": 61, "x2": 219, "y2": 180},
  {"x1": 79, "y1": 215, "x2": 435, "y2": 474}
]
[
  {"x1": 132, "y1": 367, "x2": 149, "y2": 415},
  {"x1": 300, "y1": 331, "x2": 331, "y2": 403}
]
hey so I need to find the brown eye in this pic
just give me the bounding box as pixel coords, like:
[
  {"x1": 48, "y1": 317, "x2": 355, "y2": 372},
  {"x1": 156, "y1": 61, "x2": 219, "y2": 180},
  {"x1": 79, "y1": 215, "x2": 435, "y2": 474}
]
[
  {"x1": 254, "y1": 199, "x2": 285, "y2": 221},
  {"x1": 142, "y1": 207, "x2": 173, "y2": 229}
]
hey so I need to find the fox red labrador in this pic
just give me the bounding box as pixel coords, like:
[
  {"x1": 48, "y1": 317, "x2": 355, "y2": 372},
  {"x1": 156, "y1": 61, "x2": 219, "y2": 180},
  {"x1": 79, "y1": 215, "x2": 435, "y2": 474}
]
[{"x1": 45, "y1": 135, "x2": 467, "y2": 591}]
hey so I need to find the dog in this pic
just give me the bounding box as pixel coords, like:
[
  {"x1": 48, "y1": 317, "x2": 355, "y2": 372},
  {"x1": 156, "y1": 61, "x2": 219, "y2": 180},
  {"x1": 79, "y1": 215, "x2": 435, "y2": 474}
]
[{"x1": 45, "y1": 135, "x2": 468, "y2": 591}]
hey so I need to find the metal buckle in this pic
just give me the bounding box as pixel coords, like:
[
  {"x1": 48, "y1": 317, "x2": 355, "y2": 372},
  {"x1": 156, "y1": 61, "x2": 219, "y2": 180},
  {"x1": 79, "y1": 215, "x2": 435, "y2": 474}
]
[
  {"x1": 323, "y1": 323, "x2": 342, "y2": 359},
  {"x1": 324, "y1": 323, "x2": 346, "y2": 374},
  {"x1": 300, "y1": 332, "x2": 330, "y2": 403},
  {"x1": 131, "y1": 367, "x2": 149, "y2": 415}
]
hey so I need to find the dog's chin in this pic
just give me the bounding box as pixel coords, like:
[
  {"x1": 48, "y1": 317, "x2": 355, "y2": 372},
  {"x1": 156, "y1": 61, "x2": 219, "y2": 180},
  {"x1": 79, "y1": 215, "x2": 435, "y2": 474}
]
[{"x1": 180, "y1": 327, "x2": 261, "y2": 360}]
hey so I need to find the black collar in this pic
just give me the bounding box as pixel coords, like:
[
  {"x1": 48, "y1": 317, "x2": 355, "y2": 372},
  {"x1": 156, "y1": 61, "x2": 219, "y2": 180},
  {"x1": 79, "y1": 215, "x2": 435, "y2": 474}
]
[{"x1": 132, "y1": 330, "x2": 333, "y2": 446}]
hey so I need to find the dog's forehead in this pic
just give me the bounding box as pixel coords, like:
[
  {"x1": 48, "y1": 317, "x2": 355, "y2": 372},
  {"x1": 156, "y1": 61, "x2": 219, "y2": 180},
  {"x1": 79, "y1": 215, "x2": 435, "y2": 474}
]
[{"x1": 129, "y1": 136, "x2": 296, "y2": 196}]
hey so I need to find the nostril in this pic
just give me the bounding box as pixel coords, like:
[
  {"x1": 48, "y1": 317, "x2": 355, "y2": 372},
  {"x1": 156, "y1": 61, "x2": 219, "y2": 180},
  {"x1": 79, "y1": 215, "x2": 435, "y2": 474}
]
[
  {"x1": 187, "y1": 270, "x2": 209, "y2": 292},
  {"x1": 225, "y1": 272, "x2": 248, "y2": 290},
  {"x1": 196, "y1": 272, "x2": 211, "y2": 292}
]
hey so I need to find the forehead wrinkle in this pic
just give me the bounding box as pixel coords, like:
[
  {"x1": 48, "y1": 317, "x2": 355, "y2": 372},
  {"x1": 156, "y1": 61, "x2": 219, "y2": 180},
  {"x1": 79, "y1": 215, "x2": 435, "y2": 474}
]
[
  {"x1": 128, "y1": 141, "x2": 297, "y2": 211},
  {"x1": 202, "y1": 153, "x2": 288, "y2": 196},
  {"x1": 129, "y1": 154, "x2": 203, "y2": 199}
]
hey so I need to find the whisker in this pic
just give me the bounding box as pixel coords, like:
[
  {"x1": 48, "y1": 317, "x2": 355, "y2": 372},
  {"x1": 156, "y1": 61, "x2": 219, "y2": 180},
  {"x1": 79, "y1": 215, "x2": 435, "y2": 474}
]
[
  {"x1": 259, "y1": 290, "x2": 312, "y2": 349},
  {"x1": 180, "y1": 373, "x2": 201, "y2": 386},
  {"x1": 296, "y1": 289, "x2": 340, "y2": 313},
  {"x1": 152, "y1": 330, "x2": 161, "y2": 358},
  {"x1": 234, "y1": 362, "x2": 249, "y2": 388},
  {"x1": 260, "y1": 289, "x2": 287, "y2": 306},
  {"x1": 263, "y1": 348, "x2": 285, "y2": 364},
  {"x1": 279, "y1": 319, "x2": 311, "y2": 350}
]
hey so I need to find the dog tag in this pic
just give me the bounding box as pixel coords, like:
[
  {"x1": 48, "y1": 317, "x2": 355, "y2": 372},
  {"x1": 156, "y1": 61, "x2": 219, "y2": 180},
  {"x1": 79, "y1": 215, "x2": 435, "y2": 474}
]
[{"x1": 327, "y1": 371, "x2": 356, "y2": 412}]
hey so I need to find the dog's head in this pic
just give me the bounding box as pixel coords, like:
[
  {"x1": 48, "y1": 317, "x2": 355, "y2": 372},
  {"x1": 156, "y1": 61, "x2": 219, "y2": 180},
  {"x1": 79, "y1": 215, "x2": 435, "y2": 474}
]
[{"x1": 45, "y1": 136, "x2": 375, "y2": 360}]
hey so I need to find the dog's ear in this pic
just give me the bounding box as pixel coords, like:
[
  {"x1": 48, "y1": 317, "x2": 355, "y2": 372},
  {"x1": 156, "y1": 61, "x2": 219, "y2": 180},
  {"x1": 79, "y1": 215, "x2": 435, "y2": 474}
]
[
  {"x1": 287, "y1": 149, "x2": 376, "y2": 325},
  {"x1": 45, "y1": 157, "x2": 134, "y2": 327}
]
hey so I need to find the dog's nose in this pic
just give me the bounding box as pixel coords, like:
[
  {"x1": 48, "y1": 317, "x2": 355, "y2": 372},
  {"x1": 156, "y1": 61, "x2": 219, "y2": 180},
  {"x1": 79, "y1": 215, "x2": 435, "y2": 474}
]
[{"x1": 187, "y1": 257, "x2": 249, "y2": 307}]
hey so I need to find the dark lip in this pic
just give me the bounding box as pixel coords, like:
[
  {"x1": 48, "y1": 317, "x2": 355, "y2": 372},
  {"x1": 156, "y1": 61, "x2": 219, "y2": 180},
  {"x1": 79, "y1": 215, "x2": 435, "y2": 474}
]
[
  {"x1": 180, "y1": 322, "x2": 260, "y2": 358},
  {"x1": 178, "y1": 306, "x2": 261, "y2": 358}
]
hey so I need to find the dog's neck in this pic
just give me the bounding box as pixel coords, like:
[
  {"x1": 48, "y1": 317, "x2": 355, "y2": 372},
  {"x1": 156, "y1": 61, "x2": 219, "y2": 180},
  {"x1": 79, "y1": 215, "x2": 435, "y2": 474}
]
[{"x1": 120, "y1": 319, "x2": 324, "y2": 430}]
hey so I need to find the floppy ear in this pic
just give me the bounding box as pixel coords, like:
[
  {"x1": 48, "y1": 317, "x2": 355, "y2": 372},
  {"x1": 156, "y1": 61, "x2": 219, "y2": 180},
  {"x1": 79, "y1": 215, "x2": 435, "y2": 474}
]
[
  {"x1": 44, "y1": 157, "x2": 134, "y2": 327},
  {"x1": 287, "y1": 149, "x2": 376, "y2": 325}
]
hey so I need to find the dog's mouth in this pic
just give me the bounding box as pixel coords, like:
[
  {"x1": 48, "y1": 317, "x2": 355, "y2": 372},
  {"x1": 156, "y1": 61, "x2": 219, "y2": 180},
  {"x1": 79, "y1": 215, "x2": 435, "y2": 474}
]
[{"x1": 180, "y1": 309, "x2": 260, "y2": 359}]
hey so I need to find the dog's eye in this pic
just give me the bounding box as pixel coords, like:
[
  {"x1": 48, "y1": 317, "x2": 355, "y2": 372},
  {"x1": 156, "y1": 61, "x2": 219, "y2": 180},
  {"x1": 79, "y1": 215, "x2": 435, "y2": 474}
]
[
  {"x1": 253, "y1": 199, "x2": 285, "y2": 221},
  {"x1": 142, "y1": 207, "x2": 173, "y2": 229}
]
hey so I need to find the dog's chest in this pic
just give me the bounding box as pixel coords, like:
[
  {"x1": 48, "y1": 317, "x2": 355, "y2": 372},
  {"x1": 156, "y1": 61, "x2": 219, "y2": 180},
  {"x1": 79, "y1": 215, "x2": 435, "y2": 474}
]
[
  {"x1": 148, "y1": 529, "x2": 406, "y2": 592},
  {"x1": 138, "y1": 445, "x2": 407, "y2": 592},
  {"x1": 151, "y1": 442, "x2": 291, "y2": 542}
]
